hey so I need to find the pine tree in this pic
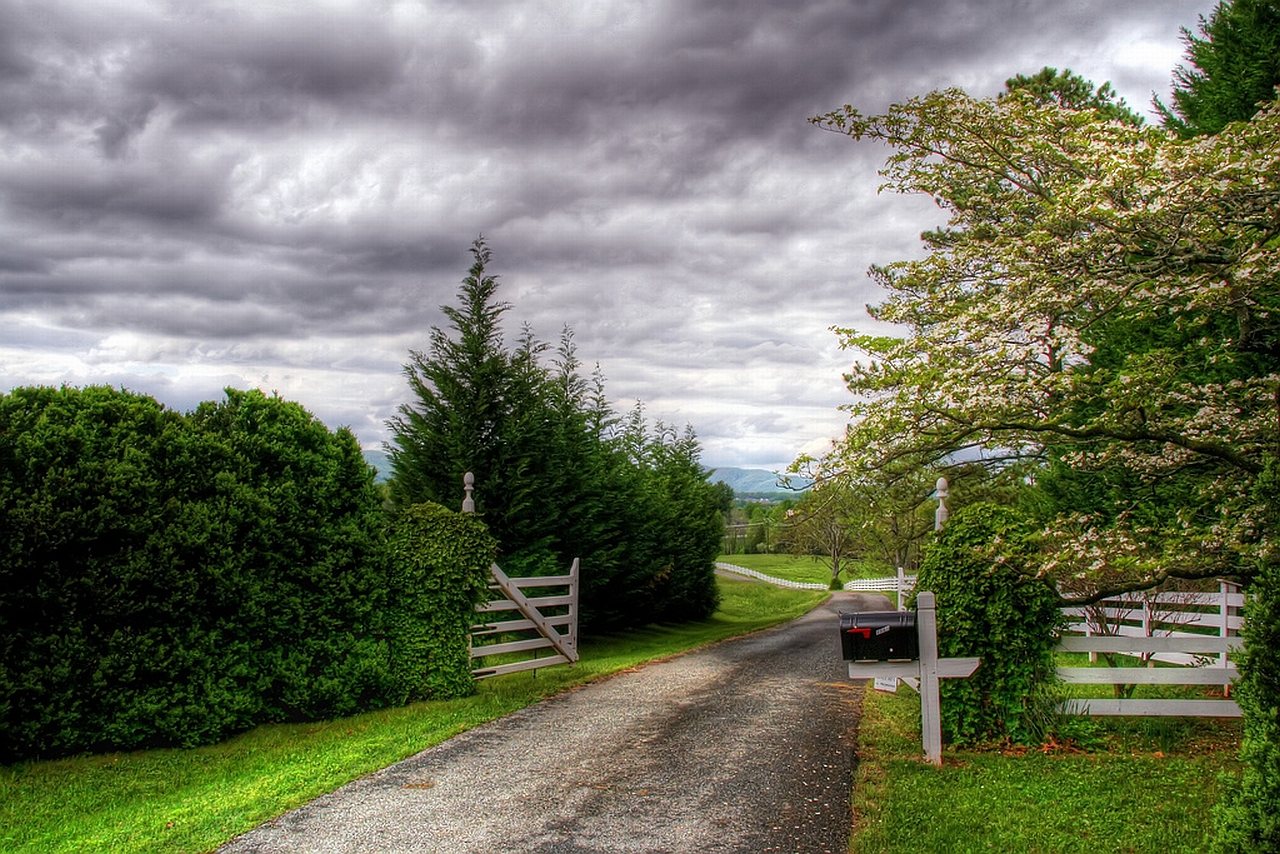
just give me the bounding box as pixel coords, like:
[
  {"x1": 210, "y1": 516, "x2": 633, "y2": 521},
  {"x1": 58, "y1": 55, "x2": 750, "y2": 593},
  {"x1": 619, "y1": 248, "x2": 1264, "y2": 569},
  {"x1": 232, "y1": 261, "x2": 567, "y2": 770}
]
[{"x1": 1155, "y1": 0, "x2": 1280, "y2": 136}]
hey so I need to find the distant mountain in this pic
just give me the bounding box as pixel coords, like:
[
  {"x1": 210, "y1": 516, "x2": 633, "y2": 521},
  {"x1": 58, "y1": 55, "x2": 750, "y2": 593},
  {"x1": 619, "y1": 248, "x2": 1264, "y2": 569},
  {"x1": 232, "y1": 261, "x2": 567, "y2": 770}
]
[
  {"x1": 708, "y1": 467, "x2": 810, "y2": 497},
  {"x1": 362, "y1": 449, "x2": 391, "y2": 483},
  {"x1": 361, "y1": 454, "x2": 807, "y2": 496}
]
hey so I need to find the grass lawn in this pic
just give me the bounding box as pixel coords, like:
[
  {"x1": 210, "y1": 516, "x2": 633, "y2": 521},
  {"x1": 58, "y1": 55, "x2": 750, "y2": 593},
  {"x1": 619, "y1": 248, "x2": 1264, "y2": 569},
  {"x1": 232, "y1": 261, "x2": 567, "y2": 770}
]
[
  {"x1": 850, "y1": 680, "x2": 1243, "y2": 853},
  {"x1": 0, "y1": 578, "x2": 826, "y2": 854},
  {"x1": 717, "y1": 552, "x2": 893, "y2": 586}
]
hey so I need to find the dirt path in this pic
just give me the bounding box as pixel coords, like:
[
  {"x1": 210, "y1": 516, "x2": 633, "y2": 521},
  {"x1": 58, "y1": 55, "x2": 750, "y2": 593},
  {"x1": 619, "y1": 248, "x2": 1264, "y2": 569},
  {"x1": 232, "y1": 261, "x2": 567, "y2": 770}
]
[{"x1": 217, "y1": 592, "x2": 890, "y2": 854}]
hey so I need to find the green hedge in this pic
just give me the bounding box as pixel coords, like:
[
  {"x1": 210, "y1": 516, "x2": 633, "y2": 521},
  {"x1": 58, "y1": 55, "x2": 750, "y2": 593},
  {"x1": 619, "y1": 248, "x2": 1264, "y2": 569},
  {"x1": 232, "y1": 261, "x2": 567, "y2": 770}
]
[
  {"x1": 913, "y1": 503, "x2": 1063, "y2": 746},
  {"x1": 386, "y1": 503, "x2": 496, "y2": 700},
  {"x1": 1210, "y1": 558, "x2": 1280, "y2": 852},
  {"x1": 0, "y1": 386, "x2": 491, "y2": 763}
]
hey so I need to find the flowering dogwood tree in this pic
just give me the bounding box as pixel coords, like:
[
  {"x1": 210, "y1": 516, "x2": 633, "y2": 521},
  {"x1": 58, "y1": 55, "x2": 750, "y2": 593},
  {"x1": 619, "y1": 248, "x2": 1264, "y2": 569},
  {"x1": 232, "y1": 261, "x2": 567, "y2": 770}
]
[{"x1": 811, "y1": 90, "x2": 1280, "y2": 595}]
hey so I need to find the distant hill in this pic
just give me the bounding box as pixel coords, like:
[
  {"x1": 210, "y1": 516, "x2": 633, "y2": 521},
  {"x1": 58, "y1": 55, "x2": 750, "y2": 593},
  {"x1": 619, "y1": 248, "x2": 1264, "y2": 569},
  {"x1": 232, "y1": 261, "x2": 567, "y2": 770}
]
[
  {"x1": 362, "y1": 449, "x2": 391, "y2": 483},
  {"x1": 362, "y1": 454, "x2": 808, "y2": 496},
  {"x1": 708, "y1": 467, "x2": 810, "y2": 497}
]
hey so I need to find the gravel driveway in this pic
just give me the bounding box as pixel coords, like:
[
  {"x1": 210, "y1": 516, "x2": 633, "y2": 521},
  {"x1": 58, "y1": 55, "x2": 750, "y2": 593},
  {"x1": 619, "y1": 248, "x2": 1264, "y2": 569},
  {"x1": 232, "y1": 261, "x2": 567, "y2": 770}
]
[{"x1": 218, "y1": 592, "x2": 890, "y2": 854}]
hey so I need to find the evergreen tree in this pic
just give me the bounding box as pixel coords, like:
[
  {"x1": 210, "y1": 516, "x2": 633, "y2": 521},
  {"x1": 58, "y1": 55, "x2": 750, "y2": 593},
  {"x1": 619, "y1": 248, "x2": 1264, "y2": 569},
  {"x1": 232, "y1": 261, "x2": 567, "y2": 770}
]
[
  {"x1": 388, "y1": 238, "x2": 561, "y2": 559},
  {"x1": 1156, "y1": 0, "x2": 1280, "y2": 136},
  {"x1": 1002, "y1": 66, "x2": 1144, "y2": 125},
  {"x1": 388, "y1": 240, "x2": 722, "y2": 630}
]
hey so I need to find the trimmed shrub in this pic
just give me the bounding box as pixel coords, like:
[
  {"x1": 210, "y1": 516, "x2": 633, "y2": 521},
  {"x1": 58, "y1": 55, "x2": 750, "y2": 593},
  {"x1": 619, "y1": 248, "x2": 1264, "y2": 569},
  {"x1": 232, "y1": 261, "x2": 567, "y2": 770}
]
[
  {"x1": 913, "y1": 502, "x2": 1063, "y2": 746},
  {"x1": 0, "y1": 386, "x2": 396, "y2": 761},
  {"x1": 1210, "y1": 559, "x2": 1280, "y2": 852},
  {"x1": 189, "y1": 389, "x2": 396, "y2": 722},
  {"x1": 386, "y1": 503, "x2": 497, "y2": 700}
]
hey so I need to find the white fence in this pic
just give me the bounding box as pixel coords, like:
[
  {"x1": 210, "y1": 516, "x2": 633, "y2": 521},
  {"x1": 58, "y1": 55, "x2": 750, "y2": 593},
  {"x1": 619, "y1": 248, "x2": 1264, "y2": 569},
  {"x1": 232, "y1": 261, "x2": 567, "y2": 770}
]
[
  {"x1": 720, "y1": 559, "x2": 1246, "y2": 718},
  {"x1": 1056, "y1": 582, "x2": 1244, "y2": 717},
  {"x1": 1060, "y1": 583, "x2": 1243, "y2": 666},
  {"x1": 714, "y1": 562, "x2": 917, "y2": 604}
]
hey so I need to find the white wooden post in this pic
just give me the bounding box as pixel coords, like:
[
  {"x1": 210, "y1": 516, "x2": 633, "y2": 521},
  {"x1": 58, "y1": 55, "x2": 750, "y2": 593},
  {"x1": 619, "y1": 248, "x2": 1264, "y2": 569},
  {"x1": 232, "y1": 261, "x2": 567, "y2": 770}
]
[
  {"x1": 897, "y1": 566, "x2": 907, "y2": 611},
  {"x1": 1142, "y1": 596, "x2": 1154, "y2": 667},
  {"x1": 461, "y1": 471, "x2": 475, "y2": 513},
  {"x1": 1220, "y1": 580, "x2": 1232, "y2": 696},
  {"x1": 845, "y1": 590, "x2": 979, "y2": 766},
  {"x1": 917, "y1": 591, "x2": 943, "y2": 765},
  {"x1": 934, "y1": 477, "x2": 949, "y2": 531}
]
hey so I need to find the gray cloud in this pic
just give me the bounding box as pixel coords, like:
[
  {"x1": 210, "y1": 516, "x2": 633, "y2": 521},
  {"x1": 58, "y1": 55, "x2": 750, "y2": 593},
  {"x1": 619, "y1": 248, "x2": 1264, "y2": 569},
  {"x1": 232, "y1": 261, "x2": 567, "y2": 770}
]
[{"x1": 0, "y1": 0, "x2": 1214, "y2": 469}]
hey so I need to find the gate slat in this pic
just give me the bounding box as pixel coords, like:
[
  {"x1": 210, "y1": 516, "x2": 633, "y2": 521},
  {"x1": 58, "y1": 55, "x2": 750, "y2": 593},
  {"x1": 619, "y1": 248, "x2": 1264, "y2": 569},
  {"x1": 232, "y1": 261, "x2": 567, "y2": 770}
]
[
  {"x1": 471, "y1": 614, "x2": 573, "y2": 636},
  {"x1": 476, "y1": 593, "x2": 575, "y2": 613},
  {"x1": 472, "y1": 654, "x2": 572, "y2": 679},
  {"x1": 471, "y1": 636, "x2": 558, "y2": 658}
]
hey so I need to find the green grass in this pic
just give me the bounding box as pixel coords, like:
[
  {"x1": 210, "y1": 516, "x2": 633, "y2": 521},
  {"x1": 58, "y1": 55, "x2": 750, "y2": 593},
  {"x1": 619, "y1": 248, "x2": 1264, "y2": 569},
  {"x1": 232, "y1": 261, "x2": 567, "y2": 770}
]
[
  {"x1": 0, "y1": 578, "x2": 826, "y2": 854},
  {"x1": 717, "y1": 552, "x2": 893, "y2": 585},
  {"x1": 850, "y1": 683, "x2": 1243, "y2": 853}
]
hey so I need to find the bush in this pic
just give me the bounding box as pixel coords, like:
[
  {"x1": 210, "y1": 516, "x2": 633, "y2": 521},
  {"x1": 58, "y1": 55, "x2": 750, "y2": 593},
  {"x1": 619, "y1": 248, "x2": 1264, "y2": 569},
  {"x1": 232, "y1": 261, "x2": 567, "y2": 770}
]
[
  {"x1": 0, "y1": 386, "x2": 246, "y2": 758},
  {"x1": 386, "y1": 503, "x2": 496, "y2": 700},
  {"x1": 1210, "y1": 558, "x2": 1280, "y2": 852},
  {"x1": 913, "y1": 503, "x2": 1063, "y2": 746},
  {"x1": 0, "y1": 386, "x2": 396, "y2": 761},
  {"x1": 189, "y1": 389, "x2": 396, "y2": 722}
]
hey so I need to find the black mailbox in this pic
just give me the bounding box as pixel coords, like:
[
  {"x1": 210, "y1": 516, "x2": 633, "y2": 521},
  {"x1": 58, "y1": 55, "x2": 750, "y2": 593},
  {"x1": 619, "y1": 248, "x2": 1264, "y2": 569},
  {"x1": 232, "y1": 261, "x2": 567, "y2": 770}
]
[{"x1": 840, "y1": 611, "x2": 918, "y2": 661}]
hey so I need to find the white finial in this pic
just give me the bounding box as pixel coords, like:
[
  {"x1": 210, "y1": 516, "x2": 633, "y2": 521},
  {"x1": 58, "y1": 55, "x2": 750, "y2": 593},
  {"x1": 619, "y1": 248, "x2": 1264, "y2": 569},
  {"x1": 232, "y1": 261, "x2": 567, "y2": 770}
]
[
  {"x1": 462, "y1": 471, "x2": 475, "y2": 513},
  {"x1": 934, "y1": 476, "x2": 949, "y2": 531}
]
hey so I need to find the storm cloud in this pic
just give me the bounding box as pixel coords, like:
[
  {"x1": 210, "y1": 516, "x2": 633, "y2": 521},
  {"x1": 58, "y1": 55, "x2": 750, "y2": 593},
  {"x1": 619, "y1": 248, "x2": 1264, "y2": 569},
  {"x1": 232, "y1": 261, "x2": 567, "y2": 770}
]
[{"x1": 0, "y1": 0, "x2": 1211, "y2": 469}]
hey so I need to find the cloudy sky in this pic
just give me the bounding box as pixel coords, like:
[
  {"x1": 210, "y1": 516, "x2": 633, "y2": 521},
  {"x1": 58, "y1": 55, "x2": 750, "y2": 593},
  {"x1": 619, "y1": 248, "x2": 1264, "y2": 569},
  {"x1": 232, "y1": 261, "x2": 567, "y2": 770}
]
[{"x1": 1, "y1": 0, "x2": 1214, "y2": 472}]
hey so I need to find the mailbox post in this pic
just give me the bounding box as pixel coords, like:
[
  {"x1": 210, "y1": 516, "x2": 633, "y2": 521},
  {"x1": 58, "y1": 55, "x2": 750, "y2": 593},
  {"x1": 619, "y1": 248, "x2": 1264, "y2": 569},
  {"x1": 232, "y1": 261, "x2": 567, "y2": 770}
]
[{"x1": 842, "y1": 591, "x2": 978, "y2": 765}]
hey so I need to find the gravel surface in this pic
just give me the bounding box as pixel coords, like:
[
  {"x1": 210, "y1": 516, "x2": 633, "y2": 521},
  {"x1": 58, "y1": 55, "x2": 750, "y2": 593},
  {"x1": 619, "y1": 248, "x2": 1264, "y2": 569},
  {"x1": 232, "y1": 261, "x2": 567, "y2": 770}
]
[{"x1": 218, "y1": 592, "x2": 890, "y2": 854}]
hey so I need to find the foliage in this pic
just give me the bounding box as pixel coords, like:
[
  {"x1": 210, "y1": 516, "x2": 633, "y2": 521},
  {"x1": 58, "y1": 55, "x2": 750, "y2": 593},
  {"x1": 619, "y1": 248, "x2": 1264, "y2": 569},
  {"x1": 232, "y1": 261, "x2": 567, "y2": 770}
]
[
  {"x1": 1210, "y1": 554, "x2": 1280, "y2": 851},
  {"x1": 0, "y1": 386, "x2": 394, "y2": 762},
  {"x1": 1002, "y1": 66, "x2": 1144, "y2": 125},
  {"x1": 388, "y1": 239, "x2": 722, "y2": 631},
  {"x1": 809, "y1": 90, "x2": 1280, "y2": 596},
  {"x1": 189, "y1": 389, "x2": 395, "y2": 722},
  {"x1": 811, "y1": 67, "x2": 1280, "y2": 839},
  {"x1": 387, "y1": 240, "x2": 559, "y2": 556},
  {"x1": 385, "y1": 502, "x2": 496, "y2": 701},
  {"x1": 912, "y1": 504, "x2": 1063, "y2": 745},
  {"x1": 1156, "y1": 0, "x2": 1280, "y2": 137},
  {"x1": 785, "y1": 483, "x2": 877, "y2": 584}
]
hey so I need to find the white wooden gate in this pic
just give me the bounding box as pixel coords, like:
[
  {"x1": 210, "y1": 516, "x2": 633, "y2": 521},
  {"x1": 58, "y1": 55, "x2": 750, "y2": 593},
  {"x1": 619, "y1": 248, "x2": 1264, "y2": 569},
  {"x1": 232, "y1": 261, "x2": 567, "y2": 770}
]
[
  {"x1": 470, "y1": 559, "x2": 579, "y2": 679},
  {"x1": 459, "y1": 472, "x2": 580, "y2": 680}
]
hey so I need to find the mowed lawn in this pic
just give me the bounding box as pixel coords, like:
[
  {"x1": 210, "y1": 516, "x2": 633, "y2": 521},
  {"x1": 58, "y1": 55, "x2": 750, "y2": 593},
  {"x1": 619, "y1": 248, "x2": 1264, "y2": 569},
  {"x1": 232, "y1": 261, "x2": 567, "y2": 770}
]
[
  {"x1": 717, "y1": 552, "x2": 893, "y2": 585},
  {"x1": 849, "y1": 678, "x2": 1243, "y2": 854}
]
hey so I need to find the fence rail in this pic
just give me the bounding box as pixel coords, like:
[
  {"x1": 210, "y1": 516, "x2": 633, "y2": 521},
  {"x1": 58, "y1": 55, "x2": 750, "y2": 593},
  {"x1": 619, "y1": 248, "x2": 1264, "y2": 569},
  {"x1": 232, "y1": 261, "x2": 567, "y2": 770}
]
[
  {"x1": 1056, "y1": 583, "x2": 1243, "y2": 718},
  {"x1": 714, "y1": 562, "x2": 917, "y2": 604}
]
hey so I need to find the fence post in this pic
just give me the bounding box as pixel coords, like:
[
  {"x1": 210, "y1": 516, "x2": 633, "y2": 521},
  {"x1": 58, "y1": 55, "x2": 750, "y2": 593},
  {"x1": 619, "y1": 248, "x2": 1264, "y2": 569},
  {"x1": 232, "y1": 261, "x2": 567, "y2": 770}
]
[
  {"x1": 1220, "y1": 580, "x2": 1233, "y2": 696},
  {"x1": 916, "y1": 591, "x2": 944, "y2": 766},
  {"x1": 461, "y1": 472, "x2": 475, "y2": 513},
  {"x1": 897, "y1": 566, "x2": 907, "y2": 611},
  {"x1": 934, "y1": 477, "x2": 949, "y2": 531}
]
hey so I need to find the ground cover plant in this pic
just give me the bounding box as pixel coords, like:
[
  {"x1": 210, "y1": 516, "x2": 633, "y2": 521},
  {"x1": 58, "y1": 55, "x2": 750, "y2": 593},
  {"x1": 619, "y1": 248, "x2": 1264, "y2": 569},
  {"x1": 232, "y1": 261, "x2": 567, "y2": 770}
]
[
  {"x1": 849, "y1": 683, "x2": 1243, "y2": 854},
  {"x1": 0, "y1": 578, "x2": 825, "y2": 854}
]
